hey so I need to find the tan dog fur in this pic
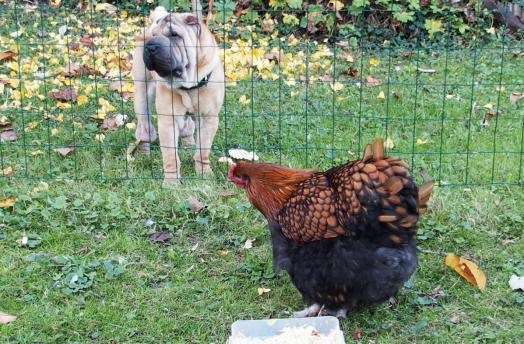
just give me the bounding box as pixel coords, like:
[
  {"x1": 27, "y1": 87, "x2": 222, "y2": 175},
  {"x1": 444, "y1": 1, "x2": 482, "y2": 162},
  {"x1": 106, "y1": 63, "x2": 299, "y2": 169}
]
[{"x1": 132, "y1": 6, "x2": 224, "y2": 182}]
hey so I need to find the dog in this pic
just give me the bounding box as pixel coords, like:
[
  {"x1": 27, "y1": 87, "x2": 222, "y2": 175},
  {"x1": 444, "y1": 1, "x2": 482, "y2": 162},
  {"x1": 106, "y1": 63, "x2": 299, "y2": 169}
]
[{"x1": 132, "y1": 3, "x2": 224, "y2": 182}]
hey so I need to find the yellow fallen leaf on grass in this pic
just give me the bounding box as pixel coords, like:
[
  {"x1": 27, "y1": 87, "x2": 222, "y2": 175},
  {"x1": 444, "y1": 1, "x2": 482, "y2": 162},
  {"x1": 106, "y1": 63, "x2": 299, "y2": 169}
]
[
  {"x1": 0, "y1": 196, "x2": 16, "y2": 208},
  {"x1": 0, "y1": 311, "x2": 17, "y2": 324},
  {"x1": 2, "y1": 166, "x2": 14, "y2": 176},
  {"x1": 243, "y1": 239, "x2": 255, "y2": 249},
  {"x1": 377, "y1": 91, "x2": 385, "y2": 99},
  {"x1": 330, "y1": 81, "x2": 343, "y2": 92},
  {"x1": 445, "y1": 253, "x2": 486, "y2": 290},
  {"x1": 370, "y1": 57, "x2": 379, "y2": 66},
  {"x1": 483, "y1": 103, "x2": 494, "y2": 111},
  {"x1": 416, "y1": 139, "x2": 428, "y2": 145},
  {"x1": 239, "y1": 95, "x2": 251, "y2": 105},
  {"x1": 77, "y1": 95, "x2": 88, "y2": 106},
  {"x1": 95, "y1": 134, "x2": 105, "y2": 142},
  {"x1": 384, "y1": 138, "x2": 395, "y2": 149},
  {"x1": 257, "y1": 287, "x2": 271, "y2": 296}
]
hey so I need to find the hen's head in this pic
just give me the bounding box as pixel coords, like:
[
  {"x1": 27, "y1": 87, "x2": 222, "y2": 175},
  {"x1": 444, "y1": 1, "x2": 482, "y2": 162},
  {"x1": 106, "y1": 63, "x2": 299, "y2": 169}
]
[{"x1": 227, "y1": 161, "x2": 316, "y2": 219}]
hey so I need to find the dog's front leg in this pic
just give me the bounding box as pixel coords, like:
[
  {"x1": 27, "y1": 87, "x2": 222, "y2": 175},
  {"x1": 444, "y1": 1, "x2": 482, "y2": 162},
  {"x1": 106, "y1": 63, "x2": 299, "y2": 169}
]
[
  {"x1": 156, "y1": 90, "x2": 186, "y2": 183},
  {"x1": 193, "y1": 111, "x2": 219, "y2": 176},
  {"x1": 132, "y1": 42, "x2": 157, "y2": 153}
]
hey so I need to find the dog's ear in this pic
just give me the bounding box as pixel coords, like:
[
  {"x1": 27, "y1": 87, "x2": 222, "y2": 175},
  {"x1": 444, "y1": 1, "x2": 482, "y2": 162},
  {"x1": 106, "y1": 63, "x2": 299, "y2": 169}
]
[{"x1": 185, "y1": 15, "x2": 199, "y2": 25}]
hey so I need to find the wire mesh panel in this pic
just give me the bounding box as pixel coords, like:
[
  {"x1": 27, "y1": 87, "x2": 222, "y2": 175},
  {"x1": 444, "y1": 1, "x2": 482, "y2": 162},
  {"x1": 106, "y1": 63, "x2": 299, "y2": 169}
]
[{"x1": 0, "y1": 0, "x2": 523, "y2": 186}]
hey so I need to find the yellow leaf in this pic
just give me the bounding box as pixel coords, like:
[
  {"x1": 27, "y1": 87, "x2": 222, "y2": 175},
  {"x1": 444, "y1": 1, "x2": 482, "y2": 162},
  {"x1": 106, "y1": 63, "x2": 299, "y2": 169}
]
[
  {"x1": 328, "y1": 0, "x2": 344, "y2": 10},
  {"x1": 30, "y1": 150, "x2": 44, "y2": 156},
  {"x1": 370, "y1": 57, "x2": 379, "y2": 66},
  {"x1": 257, "y1": 287, "x2": 271, "y2": 296},
  {"x1": 346, "y1": 54, "x2": 354, "y2": 63},
  {"x1": 290, "y1": 91, "x2": 299, "y2": 97},
  {"x1": 385, "y1": 138, "x2": 395, "y2": 149},
  {"x1": 218, "y1": 250, "x2": 229, "y2": 256},
  {"x1": 51, "y1": 128, "x2": 59, "y2": 136},
  {"x1": 377, "y1": 91, "x2": 385, "y2": 99},
  {"x1": 2, "y1": 166, "x2": 14, "y2": 176},
  {"x1": 486, "y1": 27, "x2": 496, "y2": 35},
  {"x1": 445, "y1": 253, "x2": 486, "y2": 290},
  {"x1": 330, "y1": 81, "x2": 343, "y2": 92},
  {"x1": 416, "y1": 139, "x2": 428, "y2": 145},
  {"x1": 125, "y1": 122, "x2": 136, "y2": 130},
  {"x1": 239, "y1": 95, "x2": 251, "y2": 105},
  {"x1": 0, "y1": 195, "x2": 16, "y2": 208},
  {"x1": 483, "y1": 103, "x2": 494, "y2": 111},
  {"x1": 77, "y1": 95, "x2": 88, "y2": 106},
  {"x1": 95, "y1": 134, "x2": 105, "y2": 142},
  {"x1": 56, "y1": 101, "x2": 71, "y2": 110}
]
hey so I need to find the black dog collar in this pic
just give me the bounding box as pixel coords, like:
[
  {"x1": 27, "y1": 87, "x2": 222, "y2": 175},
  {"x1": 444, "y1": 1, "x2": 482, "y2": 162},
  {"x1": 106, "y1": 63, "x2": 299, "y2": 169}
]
[{"x1": 180, "y1": 72, "x2": 212, "y2": 91}]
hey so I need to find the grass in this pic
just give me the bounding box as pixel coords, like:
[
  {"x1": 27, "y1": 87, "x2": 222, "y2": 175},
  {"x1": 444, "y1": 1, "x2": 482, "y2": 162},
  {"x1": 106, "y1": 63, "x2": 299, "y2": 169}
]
[
  {"x1": 1, "y1": 181, "x2": 524, "y2": 343},
  {"x1": 1, "y1": 3, "x2": 524, "y2": 344}
]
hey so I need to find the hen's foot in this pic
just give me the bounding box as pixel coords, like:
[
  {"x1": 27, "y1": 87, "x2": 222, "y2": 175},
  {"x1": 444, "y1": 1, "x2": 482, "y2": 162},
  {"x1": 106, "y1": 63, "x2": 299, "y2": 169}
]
[{"x1": 292, "y1": 303, "x2": 321, "y2": 318}]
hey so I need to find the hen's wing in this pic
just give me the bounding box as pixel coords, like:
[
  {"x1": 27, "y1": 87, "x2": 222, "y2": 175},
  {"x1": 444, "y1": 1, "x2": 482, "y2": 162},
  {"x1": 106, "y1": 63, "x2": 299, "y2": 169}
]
[{"x1": 277, "y1": 138, "x2": 433, "y2": 244}]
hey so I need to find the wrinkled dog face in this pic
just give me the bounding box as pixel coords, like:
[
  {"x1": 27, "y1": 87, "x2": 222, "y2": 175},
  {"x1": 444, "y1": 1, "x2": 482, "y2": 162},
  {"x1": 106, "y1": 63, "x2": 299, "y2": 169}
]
[{"x1": 143, "y1": 11, "x2": 201, "y2": 87}]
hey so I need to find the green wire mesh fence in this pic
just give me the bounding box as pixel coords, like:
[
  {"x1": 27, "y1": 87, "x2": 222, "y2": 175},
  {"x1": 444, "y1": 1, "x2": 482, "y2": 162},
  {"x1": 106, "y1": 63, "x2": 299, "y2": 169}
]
[{"x1": 0, "y1": 1, "x2": 523, "y2": 186}]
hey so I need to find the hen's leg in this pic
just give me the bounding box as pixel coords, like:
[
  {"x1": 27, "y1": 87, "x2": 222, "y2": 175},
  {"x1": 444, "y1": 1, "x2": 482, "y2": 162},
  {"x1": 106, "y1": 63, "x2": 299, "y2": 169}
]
[{"x1": 292, "y1": 303, "x2": 321, "y2": 318}]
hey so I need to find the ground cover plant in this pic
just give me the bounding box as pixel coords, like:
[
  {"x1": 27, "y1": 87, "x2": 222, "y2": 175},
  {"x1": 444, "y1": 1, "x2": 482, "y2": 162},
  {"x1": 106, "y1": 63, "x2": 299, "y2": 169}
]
[{"x1": 1, "y1": 1, "x2": 524, "y2": 343}]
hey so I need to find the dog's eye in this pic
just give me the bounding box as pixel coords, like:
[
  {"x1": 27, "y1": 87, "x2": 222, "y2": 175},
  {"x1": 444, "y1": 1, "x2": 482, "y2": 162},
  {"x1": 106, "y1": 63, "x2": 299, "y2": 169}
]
[{"x1": 168, "y1": 28, "x2": 179, "y2": 38}]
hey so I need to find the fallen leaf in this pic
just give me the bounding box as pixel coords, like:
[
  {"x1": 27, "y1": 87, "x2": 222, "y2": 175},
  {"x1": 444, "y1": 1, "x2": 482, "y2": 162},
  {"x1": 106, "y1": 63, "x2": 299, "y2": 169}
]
[
  {"x1": 2, "y1": 166, "x2": 14, "y2": 176},
  {"x1": 377, "y1": 91, "x2": 386, "y2": 99},
  {"x1": 319, "y1": 75, "x2": 333, "y2": 82},
  {"x1": 369, "y1": 57, "x2": 379, "y2": 66},
  {"x1": 416, "y1": 139, "x2": 428, "y2": 145},
  {"x1": 77, "y1": 95, "x2": 88, "y2": 106},
  {"x1": 239, "y1": 95, "x2": 251, "y2": 105},
  {"x1": 483, "y1": 103, "x2": 494, "y2": 111},
  {"x1": 100, "y1": 114, "x2": 127, "y2": 130},
  {"x1": 445, "y1": 253, "x2": 486, "y2": 290},
  {"x1": 341, "y1": 67, "x2": 358, "y2": 78},
  {"x1": 352, "y1": 327, "x2": 362, "y2": 340},
  {"x1": 384, "y1": 138, "x2": 395, "y2": 149},
  {"x1": 0, "y1": 51, "x2": 16, "y2": 62},
  {"x1": 243, "y1": 239, "x2": 255, "y2": 249},
  {"x1": 509, "y1": 275, "x2": 524, "y2": 291},
  {"x1": 486, "y1": 27, "x2": 496, "y2": 35},
  {"x1": 509, "y1": 92, "x2": 524, "y2": 105},
  {"x1": 53, "y1": 146, "x2": 75, "y2": 157},
  {"x1": 149, "y1": 231, "x2": 173, "y2": 243},
  {"x1": 335, "y1": 40, "x2": 348, "y2": 47},
  {"x1": 229, "y1": 149, "x2": 259, "y2": 161},
  {"x1": 265, "y1": 52, "x2": 280, "y2": 63},
  {"x1": 417, "y1": 67, "x2": 437, "y2": 73},
  {"x1": 95, "y1": 134, "x2": 105, "y2": 142},
  {"x1": 0, "y1": 196, "x2": 16, "y2": 208},
  {"x1": 187, "y1": 196, "x2": 206, "y2": 212},
  {"x1": 58, "y1": 24, "x2": 68, "y2": 36},
  {"x1": 218, "y1": 250, "x2": 229, "y2": 256},
  {"x1": 449, "y1": 314, "x2": 460, "y2": 324},
  {"x1": 257, "y1": 287, "x2": 271, "y2": 295},
  {"x1": 80, "y1": 35, "x2": 94, "y2": 47},
  {"x1": 219, "y1": 189, "x2": 236, "y2": 197},
  {"x1": 0, "y1": 311, "x2": 17, "y2": 324},
  {"x1": 330, "y1": 81, "x2": 344, "y2": 92},
  {"x1": 0, "y1": 128, "x2": 17, "y2": 142},
  {"x1": 50, "y1": 88, "x2": 78, "y2": 102},
  {"x1": 125, "y1": 122, "x2": 136, "y2": 130},
  {"x1": 366, "y1": 75, "x2": 381, "y2": 87}
]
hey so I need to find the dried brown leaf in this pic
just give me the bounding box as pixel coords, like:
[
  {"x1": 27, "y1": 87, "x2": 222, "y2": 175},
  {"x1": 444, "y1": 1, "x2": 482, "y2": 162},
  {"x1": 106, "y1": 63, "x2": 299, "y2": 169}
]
[
  {"x1": 219, "y1": 189, "x2": 236, "y2": 197},
  {"x1": 342, "y1": 67, "x2": 358, "y2": 78},
  {"x1": 187, "y1": 196, "x2": 206, "y2": 212},
  {"x1": 265, "y1": 52, "x2": 280, "y2": 64},
  {"x1": 149, "y1": 231, "x2": 173, "y2": 243},
  {"x1": 53, "y1": 145, "x2": 75, "y2": 157},
  {"x1": 0, "y1": 128, "x2": 17, "y2": 142},
  {"x1": 366, "y1": 75, "x2": 381, "y2": 87},
  {"x1": 80, "y1": 35, "x2": 94, "y2": 47},
  {"x1": 0, "y1": 51, "x2": 16, "y2": 62},
  {"x1": 50, "y1": 88, "x2": 78, "y2": 102}
]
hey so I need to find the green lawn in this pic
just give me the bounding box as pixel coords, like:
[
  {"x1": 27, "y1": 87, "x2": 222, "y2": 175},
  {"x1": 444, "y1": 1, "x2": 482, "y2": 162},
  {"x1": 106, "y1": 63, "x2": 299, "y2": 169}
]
[{"x1": 1, "y1": 3, "x2": 524, "y2": 344}]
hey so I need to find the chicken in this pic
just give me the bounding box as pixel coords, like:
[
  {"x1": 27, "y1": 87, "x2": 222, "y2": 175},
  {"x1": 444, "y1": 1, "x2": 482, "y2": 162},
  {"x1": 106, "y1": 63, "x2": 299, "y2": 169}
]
[{"x1": 228, "y1": 138, "x2": 433, "y2": 318}]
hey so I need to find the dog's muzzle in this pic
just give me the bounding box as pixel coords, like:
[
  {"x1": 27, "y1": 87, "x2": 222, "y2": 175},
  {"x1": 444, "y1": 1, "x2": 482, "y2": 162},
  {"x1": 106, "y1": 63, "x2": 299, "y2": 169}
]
[{"x1": 143, "y1": 36, "x2": 183, "y2": 78}]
